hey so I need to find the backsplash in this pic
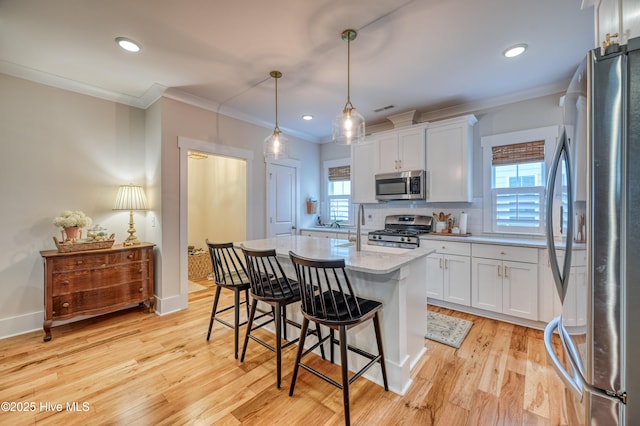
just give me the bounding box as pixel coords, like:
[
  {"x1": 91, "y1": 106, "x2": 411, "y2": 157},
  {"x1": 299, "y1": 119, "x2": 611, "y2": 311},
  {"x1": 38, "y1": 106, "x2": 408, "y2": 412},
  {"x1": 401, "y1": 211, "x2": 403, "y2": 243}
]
[{"x1": 360, "y1": 197, "x2": 484, "y2": 235}]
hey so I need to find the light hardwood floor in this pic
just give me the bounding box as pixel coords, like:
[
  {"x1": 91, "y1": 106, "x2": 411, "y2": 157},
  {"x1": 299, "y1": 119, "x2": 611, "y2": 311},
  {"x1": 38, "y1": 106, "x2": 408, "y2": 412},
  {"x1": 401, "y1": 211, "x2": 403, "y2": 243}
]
[{"x1": 0, "y1": 279, "x2": 580, "y2": 425}]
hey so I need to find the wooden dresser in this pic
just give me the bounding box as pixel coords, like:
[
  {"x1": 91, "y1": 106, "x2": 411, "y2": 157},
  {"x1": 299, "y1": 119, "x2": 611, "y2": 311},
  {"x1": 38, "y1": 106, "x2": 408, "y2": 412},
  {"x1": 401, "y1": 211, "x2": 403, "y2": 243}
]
[{"x1": 40, "y1": 243, "x2": 155, "y2": 341}]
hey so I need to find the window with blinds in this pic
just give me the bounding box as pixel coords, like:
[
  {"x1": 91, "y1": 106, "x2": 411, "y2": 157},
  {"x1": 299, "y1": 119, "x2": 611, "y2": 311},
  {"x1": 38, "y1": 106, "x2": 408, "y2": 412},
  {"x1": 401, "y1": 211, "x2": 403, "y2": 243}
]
[
  {"x1": 491, "y1": 140, "x2": 546, "y2": 231},
  {"x1": 326, "y1": 164, "x2": 352, "y2": 225}
]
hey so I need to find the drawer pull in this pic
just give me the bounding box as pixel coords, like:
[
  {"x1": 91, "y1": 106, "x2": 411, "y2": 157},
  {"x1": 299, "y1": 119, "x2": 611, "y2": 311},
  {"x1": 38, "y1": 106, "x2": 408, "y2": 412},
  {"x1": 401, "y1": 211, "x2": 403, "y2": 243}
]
[
  {"x1": 439, "y1": 258, "x2": 443, "y2": 269},
  {"x1": 442, "y1": 245, "x2": 446, "y2": 250},
  {"x1": 444, "y1": 259, "x2": 448, "y2": 269},
  {"x1": 504, "y1": 266, "x2": 508, "y2": 278},
  {"x1": 61, "y1": 280, "x2": 69, "y2": 285},
  {"x1": 139, "y1": 287, "x2": 144, "y2": 292},
  {"x1": 497, "y1": 265, "x2": 502, "y2": 277},
  {"x1": 62, "y1": 302, "x2": 70, "y2": 308},
  {"x1": 500, "y1": 251, "x2": 506, "y2": 255},
  {"x1": 76, "y1": 260, "x2": 83, "y2": 265},
  {"x1": 128, "y1": 254, "x2": 134, "y2": 259}
]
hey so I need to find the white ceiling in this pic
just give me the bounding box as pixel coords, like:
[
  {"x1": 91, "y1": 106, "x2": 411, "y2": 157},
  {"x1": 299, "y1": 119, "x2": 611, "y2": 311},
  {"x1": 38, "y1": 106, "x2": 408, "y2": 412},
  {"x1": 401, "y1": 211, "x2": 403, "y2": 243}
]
[{"x1": 0, "y1": 0, "x2": 594, "y2": 142}]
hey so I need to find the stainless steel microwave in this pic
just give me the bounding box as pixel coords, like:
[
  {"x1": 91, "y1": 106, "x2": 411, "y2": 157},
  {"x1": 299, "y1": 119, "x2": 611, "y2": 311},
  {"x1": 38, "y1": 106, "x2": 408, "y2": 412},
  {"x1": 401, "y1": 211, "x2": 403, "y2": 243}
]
[{"x1": 375, "y1": 170, "x2": 426, "y2": 201}]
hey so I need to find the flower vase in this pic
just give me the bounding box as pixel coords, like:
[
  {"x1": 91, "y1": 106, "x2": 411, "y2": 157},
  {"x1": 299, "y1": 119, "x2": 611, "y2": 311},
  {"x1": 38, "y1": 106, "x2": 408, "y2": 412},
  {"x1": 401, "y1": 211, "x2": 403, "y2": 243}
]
[{"x1": 62, "y1": 227, "x2": 81, "y2": 242}]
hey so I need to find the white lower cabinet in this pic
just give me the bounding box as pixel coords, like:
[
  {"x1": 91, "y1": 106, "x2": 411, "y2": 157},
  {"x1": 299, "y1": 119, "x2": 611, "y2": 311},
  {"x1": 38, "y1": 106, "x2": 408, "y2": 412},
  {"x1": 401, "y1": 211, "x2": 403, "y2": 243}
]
[
  {"x1": 423, "y1": 240, "x2": 471, "y2": 306},
  {"x1": 538, "y1": 248, "x2": 587, "y2": 326},
  {"x1": 471, "y1": 244, "x2": 539, "y2": 321}
]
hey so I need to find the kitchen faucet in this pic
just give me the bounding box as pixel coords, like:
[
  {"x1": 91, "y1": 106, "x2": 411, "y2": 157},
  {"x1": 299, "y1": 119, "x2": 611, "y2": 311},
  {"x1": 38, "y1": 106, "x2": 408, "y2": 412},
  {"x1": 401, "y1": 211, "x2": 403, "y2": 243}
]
[{"x1": 356, "y1": 204, "x2": 365, "y2": 251}]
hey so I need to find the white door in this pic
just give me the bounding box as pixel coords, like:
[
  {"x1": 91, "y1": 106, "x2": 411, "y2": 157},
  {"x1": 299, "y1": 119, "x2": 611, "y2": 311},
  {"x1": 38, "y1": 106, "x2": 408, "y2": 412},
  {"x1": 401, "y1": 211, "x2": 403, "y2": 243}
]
[{"x1": 267, "y1": 162, "x2": 298, "y2": 237}]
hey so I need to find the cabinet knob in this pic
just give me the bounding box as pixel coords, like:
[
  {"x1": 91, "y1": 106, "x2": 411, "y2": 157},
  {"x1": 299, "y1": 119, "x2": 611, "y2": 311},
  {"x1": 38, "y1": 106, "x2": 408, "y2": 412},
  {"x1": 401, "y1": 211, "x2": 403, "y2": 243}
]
[
  {"x1": 61, "y1": 280, "x2": 69, "y2": 285},
  {"x1": 76, "y1": 260, "x2": 83, "y2": 265},
  {"x1": 442, "y1": 246, "x2": 446, "y2": 250},
  {"x1": 500, "y1": 251, "x2": 505, "y2": 255},
  {"x1": 139, "y1": 287, "x2": 143, "y2": 292},
  {"x1": 62, "y1": 302, "x2": 69, "y2": 308},
  {"x1": 128, "y1": 254, "x2": 134, "y2": 259}
]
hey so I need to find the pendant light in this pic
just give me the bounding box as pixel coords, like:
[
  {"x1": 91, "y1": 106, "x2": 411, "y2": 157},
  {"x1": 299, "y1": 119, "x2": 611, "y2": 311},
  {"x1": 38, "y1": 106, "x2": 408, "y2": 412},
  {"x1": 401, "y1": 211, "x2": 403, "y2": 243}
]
[
  {"x1": 264, "y1": 70, "x2": 289, "y2": 160},
  {"x1": 332, "y1": 29, "x2": 365, "y2": 145}
]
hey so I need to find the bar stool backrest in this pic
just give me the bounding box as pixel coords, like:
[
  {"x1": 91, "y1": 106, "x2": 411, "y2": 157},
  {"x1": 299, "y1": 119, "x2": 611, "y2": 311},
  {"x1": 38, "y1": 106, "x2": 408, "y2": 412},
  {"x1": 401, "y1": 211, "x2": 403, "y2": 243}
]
[
  {"x1": 288, "y1": 251, "x2": 363, "y2": 323},
  {"x1": 241, "y1": 247, "x2": 297, "y2": 302},
  {"x1": 205, "y1": 240, "x2": 249, "y2": 286}
]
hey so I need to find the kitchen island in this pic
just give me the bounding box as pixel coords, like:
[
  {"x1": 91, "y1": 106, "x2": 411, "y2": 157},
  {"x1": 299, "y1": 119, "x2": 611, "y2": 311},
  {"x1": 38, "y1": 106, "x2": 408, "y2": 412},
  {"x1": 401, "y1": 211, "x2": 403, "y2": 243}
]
[{"x1": 235, "y1": 235, "x2": 433, "y2": 395}]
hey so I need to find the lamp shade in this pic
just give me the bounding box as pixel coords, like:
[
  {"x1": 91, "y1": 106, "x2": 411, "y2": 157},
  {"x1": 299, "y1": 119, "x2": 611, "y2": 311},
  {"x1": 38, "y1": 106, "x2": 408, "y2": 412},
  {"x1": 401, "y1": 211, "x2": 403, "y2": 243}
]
[
  {"x1": 113, "y1": 185, "x2": 148, "y2": 210},
  {"x1": 264, "y1": 130, "x2": 289, "y2": 160},
  {"x1": 332, "y1": 107, "x2": 365, "y2": 145}
]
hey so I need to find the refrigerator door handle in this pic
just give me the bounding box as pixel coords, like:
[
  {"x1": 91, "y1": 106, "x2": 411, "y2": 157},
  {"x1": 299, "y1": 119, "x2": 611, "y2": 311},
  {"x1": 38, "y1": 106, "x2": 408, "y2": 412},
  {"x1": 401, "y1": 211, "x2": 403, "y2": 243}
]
[
  {"x1": 545, "y1": 128, "x2": 574, "y2": 302},
  {"x1": 545, "y1": 317, "x2": 626, "y2": 405},
  {"x1": 544, "y1": 317, "x2": 583, "y2": 399}
]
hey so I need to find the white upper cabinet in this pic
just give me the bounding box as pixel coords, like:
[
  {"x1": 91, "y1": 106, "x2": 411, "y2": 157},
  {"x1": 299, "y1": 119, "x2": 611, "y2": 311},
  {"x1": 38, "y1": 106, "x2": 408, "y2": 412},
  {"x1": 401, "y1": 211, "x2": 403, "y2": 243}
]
[
  {"x1": 425, "y1": 115, "x2": 476, "y2": 202},
  {"x1": 595, "y1": 0, "x2": 640, "y2": 49},
  {"x1": 375, "y1": 125, "x2": 427, "y2": 174},
  {"x1": 351, "y1": 139, "x2": 378, "y2": 204}
]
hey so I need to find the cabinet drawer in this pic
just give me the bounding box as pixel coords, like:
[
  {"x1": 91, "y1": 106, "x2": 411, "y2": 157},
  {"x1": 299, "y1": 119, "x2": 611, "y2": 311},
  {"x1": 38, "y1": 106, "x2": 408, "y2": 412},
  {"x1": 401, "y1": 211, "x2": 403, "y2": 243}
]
[
  {"x1": 52, "y1": 281, "x2": 148, "y2": 317},
  {"x1": 421, "y1": 239, "x2": 470, "y2": 256},
  {"x1": 472, "y1": 244, "x2": 537, "y2": 263},
  {"x1": 52, "y1": 263, "x2": 147, "y2": 293}
]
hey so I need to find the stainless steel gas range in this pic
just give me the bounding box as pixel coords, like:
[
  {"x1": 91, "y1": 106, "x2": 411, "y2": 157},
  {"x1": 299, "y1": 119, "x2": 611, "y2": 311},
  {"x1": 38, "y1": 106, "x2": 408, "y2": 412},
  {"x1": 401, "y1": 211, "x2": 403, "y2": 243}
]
[{"x1": 368, "y1": 215, "x2": 433, "y2": 249}]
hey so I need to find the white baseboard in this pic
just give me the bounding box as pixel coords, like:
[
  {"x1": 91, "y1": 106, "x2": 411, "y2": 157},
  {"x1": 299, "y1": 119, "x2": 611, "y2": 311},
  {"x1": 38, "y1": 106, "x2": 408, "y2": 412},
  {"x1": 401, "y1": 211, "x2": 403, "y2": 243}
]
[
  {"x1": 0, "y1": 311, "x2": 43, "y2": 340},
  {"x1": 154, "y1": 292, "x2": 188, "y2": 316}
]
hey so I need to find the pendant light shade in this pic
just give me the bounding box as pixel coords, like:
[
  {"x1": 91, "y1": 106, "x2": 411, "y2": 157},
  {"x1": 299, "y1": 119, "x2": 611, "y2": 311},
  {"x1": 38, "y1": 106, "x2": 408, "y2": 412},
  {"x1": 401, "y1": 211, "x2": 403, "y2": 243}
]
[
  {"x1": 264, "y1": 70, "x2": 289, "y2": 160},
  {"x1": 333, "y1": 29, "x2": 365, "y2": 145}
]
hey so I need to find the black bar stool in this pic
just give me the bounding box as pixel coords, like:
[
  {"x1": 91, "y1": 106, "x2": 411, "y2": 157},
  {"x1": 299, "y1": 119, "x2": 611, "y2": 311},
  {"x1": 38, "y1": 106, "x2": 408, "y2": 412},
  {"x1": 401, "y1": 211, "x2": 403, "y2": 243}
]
[
  {"x1": 205, "y1": 240, "x2": 252, "y2": 359},
  {"x1": 239, "y1": 246, "x2": 324, "y2": 389},
  {"x1": 288, "y1": 251, "x2": 389, "y2": 426}
]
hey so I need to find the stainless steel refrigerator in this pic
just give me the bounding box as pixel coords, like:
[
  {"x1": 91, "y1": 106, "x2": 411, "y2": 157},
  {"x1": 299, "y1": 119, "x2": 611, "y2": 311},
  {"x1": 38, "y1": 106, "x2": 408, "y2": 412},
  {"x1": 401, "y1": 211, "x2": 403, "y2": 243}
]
[{"x1": 544, "y1": 37, "x2": 640, "y2": 425}]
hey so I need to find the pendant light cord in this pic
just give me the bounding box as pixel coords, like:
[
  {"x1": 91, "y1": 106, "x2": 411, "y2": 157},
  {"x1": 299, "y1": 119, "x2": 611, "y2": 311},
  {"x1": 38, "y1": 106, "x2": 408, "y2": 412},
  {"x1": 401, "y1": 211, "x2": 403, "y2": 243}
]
[{"x1": 274, "y1": 74, "x2": 279, "y2": 131}]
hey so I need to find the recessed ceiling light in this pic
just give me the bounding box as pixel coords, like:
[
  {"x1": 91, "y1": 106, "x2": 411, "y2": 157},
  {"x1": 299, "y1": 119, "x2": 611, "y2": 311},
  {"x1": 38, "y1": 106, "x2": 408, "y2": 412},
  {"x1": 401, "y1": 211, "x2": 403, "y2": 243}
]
[
  {"x1": 302, "y1": 115, "x2": 313, "y2": 121},
  {"x1": 115, "y1": 37, "x2": 141, "y2": 53},
  {"x1": 503, "y1": 43, "x2": 527, "y2": 58}
]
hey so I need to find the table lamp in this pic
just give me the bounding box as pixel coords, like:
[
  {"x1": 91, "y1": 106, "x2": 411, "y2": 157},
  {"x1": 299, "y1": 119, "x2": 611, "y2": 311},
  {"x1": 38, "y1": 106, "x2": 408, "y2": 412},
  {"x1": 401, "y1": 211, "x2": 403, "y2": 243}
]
[{"x1": 113, "y1": 184, "x2": 148, "y2": 246}]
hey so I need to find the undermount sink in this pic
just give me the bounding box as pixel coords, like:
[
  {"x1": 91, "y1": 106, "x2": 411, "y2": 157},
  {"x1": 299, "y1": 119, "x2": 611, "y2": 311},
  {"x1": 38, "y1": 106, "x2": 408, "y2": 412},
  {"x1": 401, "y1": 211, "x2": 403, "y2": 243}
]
[{"x1": 335, "y1": 242, "x2": 407, "y2": 254}]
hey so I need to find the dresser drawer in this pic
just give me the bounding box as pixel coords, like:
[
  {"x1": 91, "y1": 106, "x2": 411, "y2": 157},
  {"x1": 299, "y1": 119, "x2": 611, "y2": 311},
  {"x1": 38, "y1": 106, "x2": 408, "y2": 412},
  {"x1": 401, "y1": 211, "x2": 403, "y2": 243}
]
[
  {"x1": 471, "y1": 243, "x2": 537, "y2": 263},
  {"x1": 421, "y1": 239, "x2": 470, "y2": 256},
  {"x1": 52, "y1": 262, "x2": 147, "y2": 293},
  {"x1": 107, "y1": 249, "x2": 147, "y2": 264},
  {"x1": 52, "y1": 282, "x2": 149, "y2": 317},
  {"x1": 52, "y1": 254, "x2": 108, "y2": 271}
]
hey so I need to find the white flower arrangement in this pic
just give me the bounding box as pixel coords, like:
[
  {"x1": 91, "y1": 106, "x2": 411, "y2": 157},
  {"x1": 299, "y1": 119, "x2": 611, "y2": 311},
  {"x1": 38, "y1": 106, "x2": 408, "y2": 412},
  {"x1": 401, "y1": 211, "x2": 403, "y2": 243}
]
[{"x1": 53, "y1": 210, "x2": 93, "y2": 228}]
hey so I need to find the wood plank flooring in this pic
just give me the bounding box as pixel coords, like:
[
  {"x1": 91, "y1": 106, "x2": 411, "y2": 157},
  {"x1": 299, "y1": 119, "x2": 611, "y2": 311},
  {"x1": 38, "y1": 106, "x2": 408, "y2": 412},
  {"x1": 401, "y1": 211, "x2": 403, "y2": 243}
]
[{"x1": 0, "y1": 280, "x2": 580, "y2": 425}]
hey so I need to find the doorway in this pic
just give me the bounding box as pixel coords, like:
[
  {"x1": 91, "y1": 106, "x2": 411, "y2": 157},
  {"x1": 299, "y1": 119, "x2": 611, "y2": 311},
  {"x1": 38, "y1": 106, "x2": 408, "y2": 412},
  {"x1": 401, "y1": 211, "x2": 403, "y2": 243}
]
[{"x1": 178, "y1": 136, "x2": 254, "y2": 305}]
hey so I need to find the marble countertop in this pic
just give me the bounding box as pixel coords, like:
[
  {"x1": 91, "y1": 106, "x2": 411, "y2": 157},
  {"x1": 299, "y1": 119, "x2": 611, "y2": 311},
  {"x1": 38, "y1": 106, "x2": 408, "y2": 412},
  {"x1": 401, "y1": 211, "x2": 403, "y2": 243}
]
[
  {"x1": 300, "y1": 227, "x2": 586, "y2": 250},
  {"x1": 235, "y1": 235, "x2": 432, "y2": 274}
]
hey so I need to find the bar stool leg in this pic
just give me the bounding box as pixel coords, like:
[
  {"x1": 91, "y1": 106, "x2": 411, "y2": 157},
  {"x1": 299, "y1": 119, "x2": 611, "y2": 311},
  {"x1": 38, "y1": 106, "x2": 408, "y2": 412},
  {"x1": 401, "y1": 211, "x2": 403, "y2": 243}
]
[
  {"x1": 289, "y1": 317, "x2": 309, "y2": 396},
  {"x1": 339, "y1": 325, "x2": 350, "y2": 426},
  {"x1": 206, "y1": 286, "x2": 222, "y2": 341},
  {"x1": 233, "y1": 289, "x2": 241, "y2": 359},
  {"x1": 240, "y1": 299, "x2": 258, "y2": 362},
  {"x1": 275, "y1": 302, "x2": 283, "y2": 389},
  {"x1": 373, "y1": 312, "x2": 389, "y2": 391}
]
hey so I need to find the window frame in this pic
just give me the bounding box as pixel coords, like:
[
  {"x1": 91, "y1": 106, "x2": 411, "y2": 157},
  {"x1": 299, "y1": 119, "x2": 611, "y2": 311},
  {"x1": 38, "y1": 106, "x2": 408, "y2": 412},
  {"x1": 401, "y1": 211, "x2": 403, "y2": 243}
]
[
  {"x1": 481, "y1": 126, "x2": 559, "y2": 236},
  {"x1": 322, "y1": 158, "x2": 354, "y2": 226}
]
